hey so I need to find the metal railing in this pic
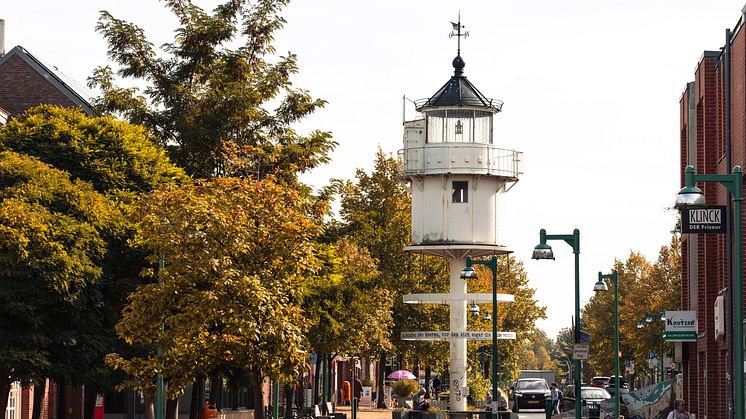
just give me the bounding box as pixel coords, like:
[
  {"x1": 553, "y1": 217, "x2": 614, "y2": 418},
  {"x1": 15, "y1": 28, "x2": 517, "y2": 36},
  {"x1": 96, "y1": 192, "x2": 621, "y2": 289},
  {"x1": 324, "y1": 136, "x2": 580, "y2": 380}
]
[{"x1": 397, "y1": 143, "x2": 522, "y2": 179}]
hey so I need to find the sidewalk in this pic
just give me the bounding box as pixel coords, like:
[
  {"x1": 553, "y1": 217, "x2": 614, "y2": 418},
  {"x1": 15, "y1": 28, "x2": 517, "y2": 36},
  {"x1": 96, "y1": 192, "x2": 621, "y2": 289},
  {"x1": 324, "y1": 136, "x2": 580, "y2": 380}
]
[{"x1": 334, "y1": 404, "x2": 391, "y2": 419}]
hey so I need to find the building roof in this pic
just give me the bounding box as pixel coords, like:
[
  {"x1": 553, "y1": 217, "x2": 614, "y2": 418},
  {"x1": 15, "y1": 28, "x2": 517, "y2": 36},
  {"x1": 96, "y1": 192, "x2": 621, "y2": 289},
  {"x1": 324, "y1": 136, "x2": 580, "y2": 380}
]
[
  {"x1": 415, "y1": 54, "x2": 502, "y2": 112},
  {"x1": 0, "y1": 45, "x2": 93, "y2": 114}
]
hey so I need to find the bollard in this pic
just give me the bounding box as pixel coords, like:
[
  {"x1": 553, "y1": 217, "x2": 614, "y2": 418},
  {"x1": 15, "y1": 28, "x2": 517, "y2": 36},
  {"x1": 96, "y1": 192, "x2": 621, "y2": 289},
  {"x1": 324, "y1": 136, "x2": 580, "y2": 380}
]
[{"x1": 545, "y1": 397, "x2": 553, "y2": 419}]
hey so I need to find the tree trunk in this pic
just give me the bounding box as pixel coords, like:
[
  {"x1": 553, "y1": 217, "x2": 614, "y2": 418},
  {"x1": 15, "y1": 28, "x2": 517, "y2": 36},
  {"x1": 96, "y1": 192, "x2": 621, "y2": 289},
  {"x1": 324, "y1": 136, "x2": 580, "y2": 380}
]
[
  {"x1": 283, "y1": 384, "x2": 294, "y2": 418},
  {"x1": 189, "y1": 379, "x2": 201, "y2": 419},
  {"x1": 376, "y1": 353, "x2": 386, "y2": 408},
  {"x1": 56, "y1": 381, "x2": 67, "y2": 419},
  {"x1": 83, "y1": 387, "x2": 97, "y2": 419},
  {"x1": 166, "y1": 396, "x2": 179, "y2": 419},
  {"x1": 32, "y1": 382, "x2": 46, "y2": 419},
  {"x1": 0, "y1": 375, "x2": 12, "y2": 419},
  {"x1": 208, "y1": 375, "x2": 222, "y2": 410},
  {"x1": 251, "y1": 369, "x2": 265, "y2": 419},
  {"x1": 144, "y1": 394, "x2": 155, "y2": 419},
  {"x1": 314, "y1": 356, "x2": 322, "y2": 406},
  {"x1": 424, "y1": 367, "x2": 432, "y2": 399}
]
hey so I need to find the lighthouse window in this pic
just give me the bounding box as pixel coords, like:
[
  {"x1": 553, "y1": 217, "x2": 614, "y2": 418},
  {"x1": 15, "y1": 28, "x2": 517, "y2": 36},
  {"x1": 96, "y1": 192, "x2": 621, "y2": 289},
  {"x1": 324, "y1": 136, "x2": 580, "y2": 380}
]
[{"x1": 452, "y1": 181, "x2": 468, "y2": 203}]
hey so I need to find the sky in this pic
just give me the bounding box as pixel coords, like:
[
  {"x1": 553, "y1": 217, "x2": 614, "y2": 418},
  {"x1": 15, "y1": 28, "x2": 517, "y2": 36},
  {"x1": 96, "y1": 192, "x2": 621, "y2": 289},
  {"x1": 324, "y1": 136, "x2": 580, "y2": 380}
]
[{"x1": 3, "y1": 0, "x2": 743, "y2": 339}]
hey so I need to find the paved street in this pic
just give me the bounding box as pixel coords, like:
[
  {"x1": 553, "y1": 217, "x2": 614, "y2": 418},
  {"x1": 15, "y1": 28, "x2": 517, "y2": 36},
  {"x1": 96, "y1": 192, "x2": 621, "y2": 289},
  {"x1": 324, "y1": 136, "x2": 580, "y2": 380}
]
[
  {"x1": 515, "y1": 410, "x2": 547, "y2": 418},
  {"x1": 334, "y1": 406, "x2": 549, "y2": 419}
]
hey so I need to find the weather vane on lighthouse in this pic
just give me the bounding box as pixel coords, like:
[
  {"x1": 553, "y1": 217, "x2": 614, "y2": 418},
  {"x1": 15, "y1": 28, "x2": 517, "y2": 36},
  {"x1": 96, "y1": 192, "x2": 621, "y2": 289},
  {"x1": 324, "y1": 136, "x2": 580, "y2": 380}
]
[{"x1": 449, "y1": 12, "x2": 469, "y2": 55}]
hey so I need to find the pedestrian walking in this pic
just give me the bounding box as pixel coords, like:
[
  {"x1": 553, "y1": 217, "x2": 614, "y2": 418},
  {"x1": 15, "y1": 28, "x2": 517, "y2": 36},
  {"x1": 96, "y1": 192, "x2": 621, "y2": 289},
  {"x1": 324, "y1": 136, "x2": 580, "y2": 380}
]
[
  {"x1": 550, "y1": 382, "x2": 561, "y2": 414},
  {"x1": 666, "y1": 399, "x2": 690, "y2": 419}
]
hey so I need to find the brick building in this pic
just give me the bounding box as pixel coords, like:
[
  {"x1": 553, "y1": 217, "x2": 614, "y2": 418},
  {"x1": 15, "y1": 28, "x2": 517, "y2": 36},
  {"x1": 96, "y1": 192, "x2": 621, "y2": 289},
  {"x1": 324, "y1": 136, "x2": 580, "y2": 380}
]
[
  {"x1": 0, "y1": 45, "x2": 93, "y2": 118},
  {"x1": 679, "y1": 8, "x2": 746, "y2": 419}
]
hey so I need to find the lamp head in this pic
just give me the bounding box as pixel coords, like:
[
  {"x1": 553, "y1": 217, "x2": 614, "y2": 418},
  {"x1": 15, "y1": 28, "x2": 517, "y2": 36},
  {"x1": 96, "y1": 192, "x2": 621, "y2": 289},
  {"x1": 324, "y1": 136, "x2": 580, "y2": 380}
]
[
  {"x1": 646, "y1": 315, "x2": 653, "y2": 323},
  {"x1": 675, "y1": 185, "x2": 705, "y2": 208},
  {"x1": 460, "y1": 266, "x2": 478, "y2": 280},
  {"x1": 637, "y1": 321, "x2": 644, "y2": 329},
  {"x1": 593, "y1": 278, "x2": 608, "y2": 292},
  {"x1": 532, "y1": 243, "x2": 554, "y2": 260},
  {"x1": 469, "y1": 303, "x2": 480, "y2": 316},
  {"x1": 660, "y1": 314, "x2": 666, "y2": 322},
  {"x1": 483, "y1": 313, "x2": 492, "y2": 321}
]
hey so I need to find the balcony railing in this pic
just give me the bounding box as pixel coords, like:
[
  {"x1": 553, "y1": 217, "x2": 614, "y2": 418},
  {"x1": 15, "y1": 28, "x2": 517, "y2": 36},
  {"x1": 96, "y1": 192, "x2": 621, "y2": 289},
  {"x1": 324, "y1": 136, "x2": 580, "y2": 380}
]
[{"x1": 398, "y1": 143, "x2": 522, "y2": 179}]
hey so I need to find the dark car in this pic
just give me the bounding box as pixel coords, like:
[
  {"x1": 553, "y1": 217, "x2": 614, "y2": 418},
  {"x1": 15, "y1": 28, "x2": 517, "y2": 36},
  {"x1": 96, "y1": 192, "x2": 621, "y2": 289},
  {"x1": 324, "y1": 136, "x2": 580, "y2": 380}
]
[
  {"x1": 560, "y1": 386, "x2": 611, "y2": 419},
  {"x1": 509, "y1": 378, "x2": 550, "y2": 412},
  {"x1": 606, "y1": 375, "x2": 629, "y2": 389}
]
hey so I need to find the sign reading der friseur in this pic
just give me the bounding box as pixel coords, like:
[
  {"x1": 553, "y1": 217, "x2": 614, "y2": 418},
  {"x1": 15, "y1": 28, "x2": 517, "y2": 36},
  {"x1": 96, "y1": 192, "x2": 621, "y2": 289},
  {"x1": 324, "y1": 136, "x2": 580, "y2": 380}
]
[{"x1": 682, "y1": 205, "x2": 727, "y2": 234}]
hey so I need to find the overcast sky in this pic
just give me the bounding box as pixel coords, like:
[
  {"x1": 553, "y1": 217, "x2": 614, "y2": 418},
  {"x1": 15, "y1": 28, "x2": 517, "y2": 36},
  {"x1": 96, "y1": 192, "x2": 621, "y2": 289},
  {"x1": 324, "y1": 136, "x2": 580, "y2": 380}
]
[{"x1": 3, "y1": 0, "x2": 742, "y2": 340}]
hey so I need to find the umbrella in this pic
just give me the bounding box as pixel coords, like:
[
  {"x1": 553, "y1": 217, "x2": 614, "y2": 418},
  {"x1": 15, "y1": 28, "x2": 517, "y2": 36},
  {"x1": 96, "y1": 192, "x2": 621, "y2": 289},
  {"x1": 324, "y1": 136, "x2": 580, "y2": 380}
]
[{"x1": 388, "y1": 369, "x2": 416, "y2": 380}]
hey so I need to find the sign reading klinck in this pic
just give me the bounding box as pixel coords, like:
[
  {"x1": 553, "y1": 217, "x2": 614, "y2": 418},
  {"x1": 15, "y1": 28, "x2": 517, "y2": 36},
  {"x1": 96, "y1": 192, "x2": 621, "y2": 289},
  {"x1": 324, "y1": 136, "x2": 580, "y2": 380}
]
[
  {"x1": 664, "y1": 310, "x2": 697, "y2": 342},
  {"x1": 682, "y1": 205, "x2": 727, "y2": 233}
]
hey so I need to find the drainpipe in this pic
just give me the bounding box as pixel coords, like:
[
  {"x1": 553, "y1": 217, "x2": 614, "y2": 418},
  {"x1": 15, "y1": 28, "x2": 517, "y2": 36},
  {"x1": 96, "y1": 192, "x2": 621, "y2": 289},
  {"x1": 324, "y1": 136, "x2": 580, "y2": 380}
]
[{"x1": 725, "y1": 27, "x2": 734, "y2": 419}]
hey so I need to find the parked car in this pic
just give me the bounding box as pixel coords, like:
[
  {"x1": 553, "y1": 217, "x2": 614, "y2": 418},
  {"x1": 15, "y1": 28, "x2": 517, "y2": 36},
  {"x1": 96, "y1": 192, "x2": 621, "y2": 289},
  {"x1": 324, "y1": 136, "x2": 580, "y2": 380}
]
[
  {"x1": 606, "y1": 375, "x2": 629, "y2": 389},
  {"x1": 560, "y1": 385, "x2": 611, "y2": 419},
  {"x1": 591, "y1": 376, "x2": 610, "y2": 388},
  {"x1": 509, "y1": 378, "x2": 550, "y2": 412}
]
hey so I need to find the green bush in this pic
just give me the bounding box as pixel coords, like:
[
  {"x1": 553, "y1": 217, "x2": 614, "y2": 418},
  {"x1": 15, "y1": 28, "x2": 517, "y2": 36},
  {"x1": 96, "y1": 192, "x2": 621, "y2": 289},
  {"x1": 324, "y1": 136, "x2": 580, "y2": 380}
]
[{"x1": 392, "y1": 379, "x2": 419, "y2": 397}]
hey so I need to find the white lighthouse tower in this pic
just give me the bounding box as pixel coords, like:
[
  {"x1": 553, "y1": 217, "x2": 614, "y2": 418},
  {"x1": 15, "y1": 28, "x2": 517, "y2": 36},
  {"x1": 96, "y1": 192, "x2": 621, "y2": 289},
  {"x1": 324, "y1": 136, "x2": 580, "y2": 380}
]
[{"x1": 400, "y1": 20, "x2": 522, "y2": 412}]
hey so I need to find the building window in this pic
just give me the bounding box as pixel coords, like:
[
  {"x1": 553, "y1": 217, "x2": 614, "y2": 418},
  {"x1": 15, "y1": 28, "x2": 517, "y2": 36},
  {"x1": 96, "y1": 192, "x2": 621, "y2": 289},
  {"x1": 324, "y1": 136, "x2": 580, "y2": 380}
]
[{"x1": 452, "y1": 181, "x2": 468, "y2": 203}]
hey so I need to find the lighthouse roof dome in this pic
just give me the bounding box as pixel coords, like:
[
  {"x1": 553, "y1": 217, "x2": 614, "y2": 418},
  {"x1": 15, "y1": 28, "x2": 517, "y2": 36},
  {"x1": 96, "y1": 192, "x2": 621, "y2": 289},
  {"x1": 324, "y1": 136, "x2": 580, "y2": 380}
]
[{"x1": 415, "y1": 54, "x2": 503, "y2": 112}]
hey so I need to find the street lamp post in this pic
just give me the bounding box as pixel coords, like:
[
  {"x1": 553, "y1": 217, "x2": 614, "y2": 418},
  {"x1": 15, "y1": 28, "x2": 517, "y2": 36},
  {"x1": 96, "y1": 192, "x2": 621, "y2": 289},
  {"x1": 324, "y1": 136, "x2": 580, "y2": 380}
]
[
  {"x1": 676, "y1": 164, "x2": 744, "y2": 419},
  {"x1": 156, "y1": 255, "x2": 165, "y2": 419},
  {"x1": 593, "y1": 271, "x2": 620, "y2": 419},
  {"x1": 461, "y1": 255, "x2": 499, "y2": 419},
  {"x1": 532, "y1": 229, "x2": 580, "y2": 419}
]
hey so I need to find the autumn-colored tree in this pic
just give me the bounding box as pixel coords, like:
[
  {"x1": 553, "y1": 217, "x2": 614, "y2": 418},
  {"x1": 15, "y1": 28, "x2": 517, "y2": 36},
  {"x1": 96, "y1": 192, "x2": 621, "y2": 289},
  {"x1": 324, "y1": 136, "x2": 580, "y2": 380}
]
[
  {"x1": 0, "y1": 151, "x2": 121, "y2": 415},
  {"x1": 90, "y1": 1, "x2": 337, "y2": 414},
  {"x1": 466, "y1": 258, "x2": 547, "y2": 383},
  {"x1": 108, "y1": 177, "x2": 320, "y2": 418},
  {"x1": 582, "y1": 235, "x2": 680, "y2": 382},
  {"x1": 89, "y1": 0, "x2": 334, "y2": 182}
]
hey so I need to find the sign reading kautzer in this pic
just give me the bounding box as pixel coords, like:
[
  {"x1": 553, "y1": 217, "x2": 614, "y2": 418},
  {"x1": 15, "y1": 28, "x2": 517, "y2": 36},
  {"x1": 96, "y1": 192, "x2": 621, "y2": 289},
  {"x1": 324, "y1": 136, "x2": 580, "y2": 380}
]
[
  {"x1": 682, "y1": 205, "x2": 727, "y2": 233},
  {"x1": 664, "y1": 310, "x2": 697, "y2": 342}
]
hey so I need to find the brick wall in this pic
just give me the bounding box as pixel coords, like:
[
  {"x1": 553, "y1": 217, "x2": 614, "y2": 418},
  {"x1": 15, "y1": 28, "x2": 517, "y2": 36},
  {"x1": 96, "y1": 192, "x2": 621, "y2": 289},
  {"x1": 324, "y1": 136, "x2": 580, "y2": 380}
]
[
  {"x1": 0, "y1": 54, "x2": 78, "y2": 117},
  {"x1": 680, "y1": 21, "x2": 746, "y2": 418}
]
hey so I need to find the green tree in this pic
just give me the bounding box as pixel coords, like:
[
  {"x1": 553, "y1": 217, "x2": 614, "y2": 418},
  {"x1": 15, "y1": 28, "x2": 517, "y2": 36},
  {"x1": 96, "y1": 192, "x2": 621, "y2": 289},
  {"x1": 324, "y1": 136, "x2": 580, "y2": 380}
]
[
  {"x1": 335, "y1": 150, "x2": 451, "y2": 406},
  {"x1": 108, "y1": 177, "x2": 320, "y2": 418},
  {"x1": 0, "y1": 105, "x2": 186, "y2": 418},
  {"x1": 89, "y1": 0, "x2": 335, "y2": 181},
  {"x1": 0, "y1": 151, "x2": 120, "y2": 415},
  {"x1": 304, "y1": 237, "x2": 394, "y2": 360}
]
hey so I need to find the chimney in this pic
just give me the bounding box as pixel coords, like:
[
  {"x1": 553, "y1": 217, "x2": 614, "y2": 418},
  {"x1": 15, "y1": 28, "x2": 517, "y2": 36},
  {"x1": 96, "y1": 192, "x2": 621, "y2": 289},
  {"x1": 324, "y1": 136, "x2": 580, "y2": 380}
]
[{"x1": 0, "y1": 20, "x2": 4, "y2": 56}]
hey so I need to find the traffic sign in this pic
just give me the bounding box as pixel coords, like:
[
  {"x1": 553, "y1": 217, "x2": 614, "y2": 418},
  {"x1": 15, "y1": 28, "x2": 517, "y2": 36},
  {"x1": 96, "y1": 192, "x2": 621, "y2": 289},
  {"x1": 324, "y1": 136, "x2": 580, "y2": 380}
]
[
  {"x1": 573, "y1": 344, "x2": 589, "y2": 360},
  {"x1": 648, "y1": 352, "x2": 657, "y2": 360}
]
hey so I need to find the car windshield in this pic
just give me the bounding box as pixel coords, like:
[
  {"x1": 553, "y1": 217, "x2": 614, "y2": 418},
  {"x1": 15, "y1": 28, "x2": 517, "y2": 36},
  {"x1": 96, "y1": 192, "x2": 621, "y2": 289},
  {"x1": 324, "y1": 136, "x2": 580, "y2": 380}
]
[
  {"x1": 517, "y1": 380, "x2": 548, "y2": 390},
  {"x1": 582, "y1": 388, "x2": 611, "y2": 400}
]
